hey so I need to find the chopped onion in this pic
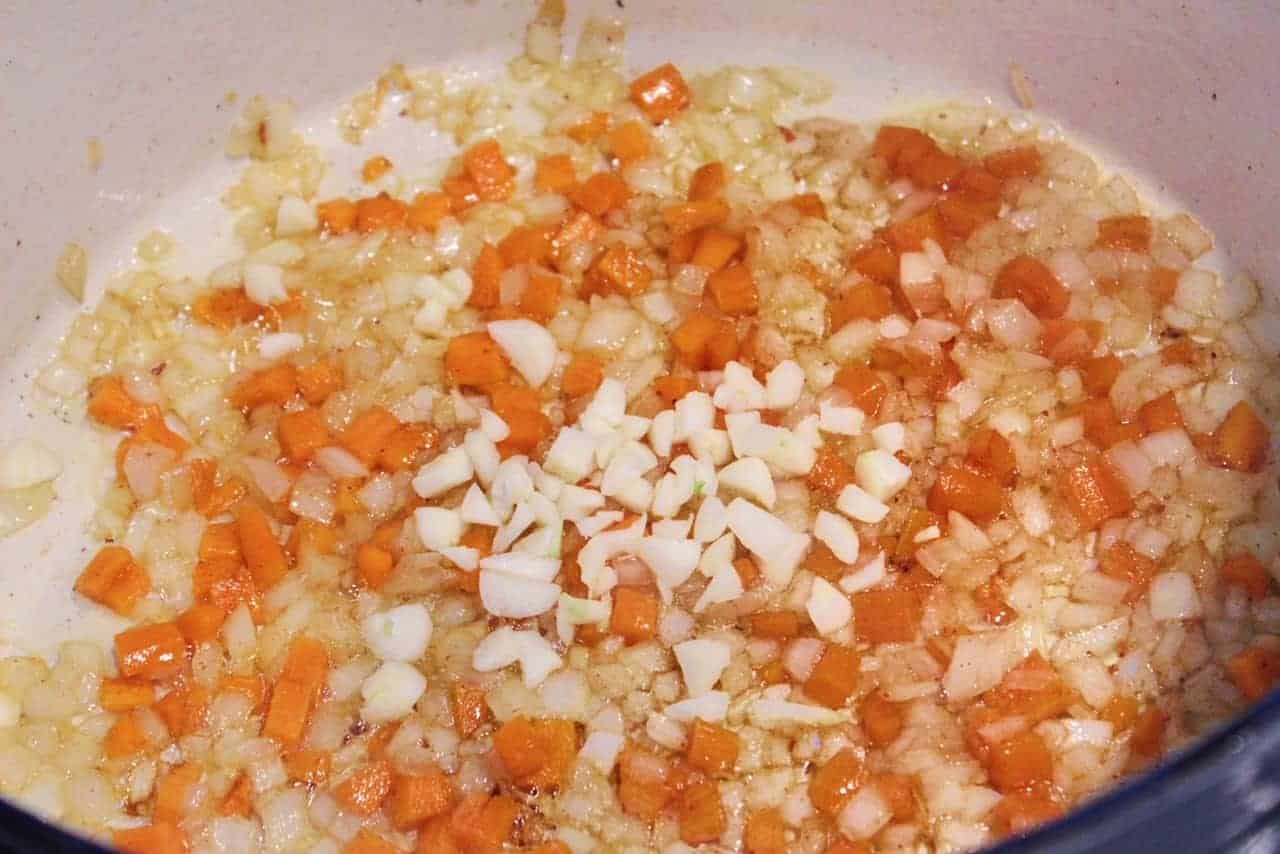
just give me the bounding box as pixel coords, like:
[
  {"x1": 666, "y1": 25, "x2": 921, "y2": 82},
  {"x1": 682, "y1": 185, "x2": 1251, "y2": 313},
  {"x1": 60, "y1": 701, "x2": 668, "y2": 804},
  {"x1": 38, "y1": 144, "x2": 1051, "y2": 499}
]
[{"x1": 314, "y1": 446, "x2": 369, "y2": 480}]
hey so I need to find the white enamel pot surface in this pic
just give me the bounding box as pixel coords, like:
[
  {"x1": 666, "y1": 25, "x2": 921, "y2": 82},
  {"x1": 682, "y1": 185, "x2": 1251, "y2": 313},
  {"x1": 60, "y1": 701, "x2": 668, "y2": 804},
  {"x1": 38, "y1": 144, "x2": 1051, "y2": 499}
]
[{"x1": 1, "y1": 1, "x2": 1278, "y2": 851}]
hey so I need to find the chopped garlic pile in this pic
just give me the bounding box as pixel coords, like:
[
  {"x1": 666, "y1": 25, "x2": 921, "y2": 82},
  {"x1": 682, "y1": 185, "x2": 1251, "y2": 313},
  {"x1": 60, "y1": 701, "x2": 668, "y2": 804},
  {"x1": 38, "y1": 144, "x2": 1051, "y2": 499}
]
[{"x1": 392, "y1": 363, "x2": 913, "y2": 692}]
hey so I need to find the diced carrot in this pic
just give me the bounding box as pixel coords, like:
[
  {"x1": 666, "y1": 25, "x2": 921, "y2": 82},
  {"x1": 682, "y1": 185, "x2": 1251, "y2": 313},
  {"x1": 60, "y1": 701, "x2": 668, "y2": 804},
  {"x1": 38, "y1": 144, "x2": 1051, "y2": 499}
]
[
  {"x1": 220, "y1": 772, "x2": 253, "y2": 817},
  {"x1": 193, "y1": 288, "x2": 266, "y2": 330},
  {"x1": 344, "y1": 829, "x2": 398, "y2": 854},
  {"x1": 691, "y1": 228, "x2": 742, "y2": 272},
  {"x1": 355, "y1": 194, "x2": 409, "y2": 233},
  {"x1": 984, "y1": 146, "x2": 1042, "y2": 179},
  {"x1": 983, "y1": 652, "x2": 1075, "y2": 724},
  {"x1": 876, "y1": 773, "x2": 916, "y2": 821},
  {"x1": 685, "y1": 719, "x2": 739, "y2": 778},
  {"x1": 748, "y1": 610, "x2": 801, "y2": 640},
  {"x1": 611, "y1": 587, "x2": 659, "y2": 644},
  {"x1": 442, "y1": 174, "x2": 481, "y2": 212},
  {"x1": 192, "y1": 559, "x2": 259, "y2": 618},
  {"x1": 1147, "y1": 267, "x2": 1180, "y2": 304},
  {"x1": 230, "y1": 363, "x2": 298, "y2": 411},
  {"x1": 893, "y1": 507, "x2": 940, "y2": 561},
  {"x1": 853, "y1": 588, "x2": 922, "y2": 645},
  {"x1": 381, "y1": 423, "x2": 439, "y2": 474},
  {"x1": 805, "y1": 644, "x2": 860, "y2": 709},
  {"x1": 571, "y1": 171, "x2": 631, "y2": 217},
  {"x1": 535, "y1": 154, "x2": 576, "y2": 194},
  {"x1": 1209, "y1": 400, "x2": 1269, "y2": 473},
  {"x1": 832, "y1": 364, "x2": 888, "y2": 417},
  {"x1": 1136, "y1": 391, "x2": 1184, "y2": 435},
  {"x1": 1079, "y1": 354, "x2": 1124, "y2": 398},
  {"x1": 88, "y1": 375, "x2": 152, "y2": 430},
  {"x1": 743, "y1": 808, "x2": 788, "y2": 854},
  {"x1": 450, "y1": 682, "x2": 491, "y2": 738},
  {"x1": 566, "y1": 111, "x2": 610, "y2": 143},
  {"x1": 551, "y1": 210, "x2": 605, "y2": 270},
  {"x1": 236, "y1": 502, "x2": 289, "y2": 589},
  {"x1": 333, "y1": 761, "x2": 394, "y2": 817},
  {"x1": 671, "y1": 310, "x2": 720, "y2": 369},
  {"x1": 885, "y1": 207, "x2": 945, "y2": 255},
  {"x1": 651, "y1": 374, "x2": 696, "y2": 409},
  {"x1": 154, "y1": 762, "x2": 201, "y2": 822},
  {"x1": 194, "y1": 469, "x2": 248, "y2": 519},
  {"x1": 1079, "y1": 397, "x2": 1141, "y2": 449},
  {"x1": 100, "y1": 677, "x2": 156, "y2": 713},
  {"x1": 987, "y1": 729, "x2": 1054, "y2": 792},
  {"x1": 849, "y1": 240, "x2": 899, "y2": 287},
  {"x1": 284, "y1": 748, "x2": 331, "y2": 785},
  {"x1": 113, "y1": 822, "x2": 189, "y2": 854},
  {"x1": 499, "y1": 224, "x2": 556, "y2": 267},
  {"x1": 689, "y1": 161, "x2": 727, "y2": 201},
  {"x1": 317, "y1": 198, "x2": 359, "y2": 235},
  {"x1": 469, "y1": 243, "x2": 504, "y2": 309},
  {"x1": 295, "y1": 359, "x2": 344, "y2": 407},
  {"x1": 75, "y1": 545, "x2": 150, "y2": 616},
  {"x1": 339, "y1": 406, "x2": 400, "y2": 468},
  {"x1": 860, "y1": 693, "x2": 904, "y2": 748},
  {"x1": 607, "y1": 120, "x2": 652, "y2": 165},
  {"x1": 406, "y1": 191, "x2": 452, "y2": 232},
  {"x1": 829, "y1": 280, "x2": 896, "y2": 331},
  {"x1": 807, "y1": 447, "x2": 856, "y2": 497},
  {"x1": 966, "y1": 427, "x2": 1018, "y2": 485},
  {"x1": 527, "y1": 844, "x2": 572, "y2": 854},
  {"x1": 450, "y1": 792, "x2": 521, "y2": 852},
  {"x1": 678, "y1": 779, "x2": 726, "y2": 844},
  {"x1": 1227, "y1": 645, "x2": 1280, "y2": 702},
  {"x1": 104, "y1": 710, "x2": 151, "y2": 759},
  {"x1": 707, "y1": 262, "x2": 759, "y2": 316},
  {"x1": 494, "y1": 716, "x2": 578, "y2": 791},
  {"x1": 937, "y1": 193, "x2": 999, "y2": 239},
  {"x1": 927, "y1": 462, "x2": 1003, "y2": 525},
  {"x1": 361, "y1": 155, "x2": 394, "y2": 183},
  {"x1": 115, "y1": 622, "x2": 185, "y2": 681},
  {"x1": 1040, "y1": 318, "x2": 1101, "y2": 365},
  {"x1": 1161, "y1": 339, "x2": 1199, "y2": 366},
  {"x1": 488, "y1": 383, "x2": 552, "y2": 458},
  {"x1": 1062, "y1": 456, "x2": 1133, "y2": 530},
  {"x1": 662, "y1": 198, "x2": 730, "y2": 234},
  {"x1": 809, "y1": 748, "x2": 863, "y2": 816},
  {"x1": 222, "y1": 674, "x2": 267, "y2": 711},
  {"x1": 1100, "y1": 694, "x2": 1141, "y2": 733},
  {"x1": 463, "y1": 139, "x2": 516, "y2": 202},
  {"x1": 908, "y1": 148, "x2": 964, "y2": 191},
  {"x1": 735, "y1": 556, "x2": 761, "y2": 589},
  {"x1": 990, "y1": 789, "x2": 1064, "y2": 837},
  {"x1": 562, "y1": 353, "x2": 604, "y2": 399},
  {"x1": 801, "y1": 541, "x2": 842, "y2": 582},
  {"x1": 629, "y1": 63, "x2": 692, "y2": 124},
  {"x1": 1096, "y1": 215, "x2": 1152, "y2": 252},
  {"x1": 262, "y1": 636, "x2": 327, "y2": 744},
  {"x1": 276, "y1": 408, "x2": 329, "y2": 464},
  {"x1": 415, "y1": 816, "x2": 460, "y2": 854},
  {"x1": 1131, "y1": 705, "x2": 1168, "y2": 756},
  {"x1": 444, "y1": 331, "x2": 510, "y2": 387},
  {"x1": 994, "y1": 255, "x2": 1069, "y2": 319},
  {"x1": 587, "y1": 243, "x2": 650, "y2": 297},
  {"x1": 872, "y1": 125, "x2": 936, "y2": 174},
  {"x1": 390, "y1": 767, "x2": 455, "y2": 829},
  {"x1": 1221, "y1": 552, "x2": 1271, "y2": 600},
  {"x1": 515, "y1": 270, "x2": 561, "y2": 323},
  {"x1": 788, "y1": 192, "x2": 828, "y2": 219},
  {"x1": 175, "y1": 603, "x2": 227, "y2": 644}
]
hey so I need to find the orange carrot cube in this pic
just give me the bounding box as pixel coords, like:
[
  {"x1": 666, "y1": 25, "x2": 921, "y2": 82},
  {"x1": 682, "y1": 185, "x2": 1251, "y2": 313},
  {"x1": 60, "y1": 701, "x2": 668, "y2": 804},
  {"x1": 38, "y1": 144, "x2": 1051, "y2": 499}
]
[
  {"x1": 562, "y1": 353, "x2": 604, "y2": 399},
  {"x1": 390, "y1": 768, "x2": 455, "y2": 829},
  {"x1": 807, "y1": 447, "x2": 856, "y2": 497},
  {"x1": 927, "y1": 462, "x2": 1003, "y2": 524},
  {"x1": 296, "y1": 358, "x2": 344, "y2": 405},
  {"x1": 611, "y1": 587, "x2": 659, "y2": 644},
  {"x1": 853, "y1": 588, "x2": 922, "y2": 644},
  {"x1": 1096, "y1": 215, "x2": 1152, "y2": 252},
  {"x1": 607, "y1": 120, "x2": 652, "y2": 165},
  {"x1": 463, "y1": 139, "x2": 516, "y2": 202},
  {"x1": 571, "y1": 171, "x2": 631, "y2": 217},
  {"x1": 691, "y1": 228, "x2": 742, "y2": 272},
  {"x1": 987, "y1": 729, "x2": 1054, "y2": 792},
  {"x1": 1221, "y1": 552, "x2": 1271, "y2": 600},
  {"x1": 1062, "y1": 456, "x2": 1133, "y2": 530},
  {"x1": 113, "y1": 822, "x2": 188, "y2": 854},
  {"x1": 75, "y1": 545, "x2": 150, "y2": 616},
  {"x1": 629, "y1": 63, "x2": 692, "y2": 124},
  {"x1": 450, "y1": 682, "x2": 491, "y2": 738},
  {"x1": 230, "y1": 364, "x2": 298, "y2": 411},
  {"x1": 317, "y1": 198, "x2": 358, "y2": 234},
  {"x1": 653, "y1": 373, "x2": 697, "y2": 408},
  {"x1": 88, "y1": 375, "x2": 152, "y2": 430},
  {"x1": 707, "y1": 262, "x2": 759, "y2": 316},
  {"x1": 1226, "y1": 645, "x2": 1280, "y2": 701},
  {"x1": 444, "y1": 331, "x2": 510, "y2": 387},
  {"x1": 805, "y1": 644, "x2": 860, "y2": 709},
  {"x1": 99, "y1": 678, "x2": 156, "y2": 713},
  {"x1": 809, "y1": 748, "x2": 862, "y2": 816},
  {"x1": 334, "y1": 761, "x2": 394, "y2": 816},
  {"x1": 340, "y1": 406, "x2": 400, "y2": 468},
  {"x1": 591, "y1": 243, "x2": 652, "y2": 295},
  {"x1": 832, "y1": 364, "x2": 888, "y2": 417},
  {"x1": 1209, "y1": 400, "x2": 1269, "y2": 473},
  {"x1": 661, "y1": 198, "x2": 731, "y2": 234},
  {"x1": 748, "y1": 610, "x2": 802, "y2": 640},
  {"x1": 407, "y1": 192, "x2": 452, "y2": 232},
  {"x1": 984, "y1": 145, "x2": 1042, "y2": 179},
  {"x1": 236, "y1": 502, "x2": 289, "y2": 589},
  {"x1": 860, "y1": 693, "x2": 904, "y2": 748},
  {"x1": 679, "y1": 779, "x2": 727, "y2": 844},
  {"x1": 535, "y1": 154, "x2": 576, "y2": 194},
  {"x1": 744, "y1": 808, "x2": 787, "y2": 854},
  {"x1": 519, "y1": 270, "x2": 562, "y2": 322},
  {"x1": 1136, "y1": 391, "x2": 1184, "y2": 435},
  {"x1": 689, "y1": 162, "x2": 727, "y2": 201},
  {"x1": 115, "y1": 622, "x2": 186, "y2": 681},
  {"x1": 277, "y1": 408, "x2": 329, "y2": 463},
  {"x1": 175, "y1": 603, "x2": 227, "y2": 644},
  {"x1": 994, "y1": 255, "x2": 1069, "y2": 319},
  {"x1": 829, "y1": 281, "x2": 896, "y2": 330},
  {"x1": 685, "y1": 719, "x2": 739, "y2": 778},
  {"x1": 355, "y1": 194, "x2": 408, "y2": 233}
]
